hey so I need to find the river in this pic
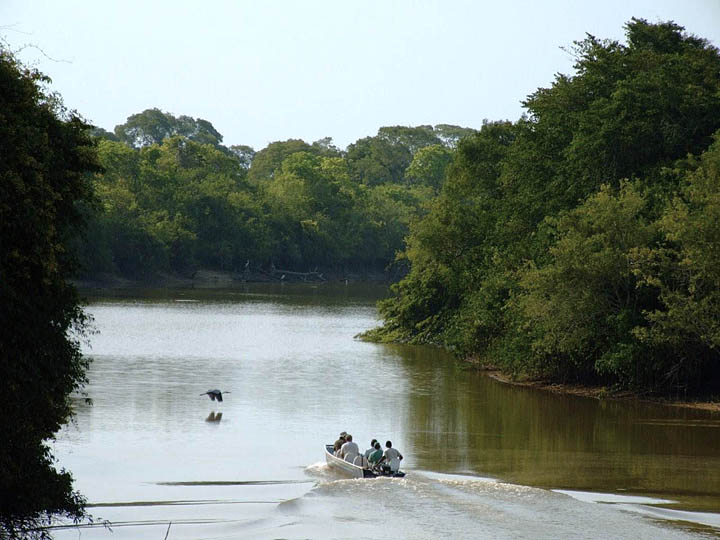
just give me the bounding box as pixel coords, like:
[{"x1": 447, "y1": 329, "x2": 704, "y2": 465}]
[{"x1": 51, "y1": 284, "x2": 720, "y2": 539}]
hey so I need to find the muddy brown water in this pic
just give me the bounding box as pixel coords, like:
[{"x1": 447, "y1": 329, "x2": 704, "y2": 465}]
[{"x1": 51, "y1": 284, "x2": 720, "y2": 539}]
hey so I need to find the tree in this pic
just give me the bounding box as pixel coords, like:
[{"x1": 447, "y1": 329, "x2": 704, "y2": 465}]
[
  {"x1": 404, "y1": 144, "x2": 454, "y2": 190},
  {"x1": 632, "y1": 133, "x2": 720, "y2": 393},
  {"x1": 113, "y1": 107, "x2": 175, "y2": 147},
  {"x1": 521, "y1": 18, "x2": 720, "y2": 210},
  {"x1": 345, "y1": 125, "x2": 471, "y2": 187},
  {"x1": 371, "y1": 122, "x2": 515, "y2": 345},
  {"x1": 371, "y1": 20, "x2": 720, "y2": 395},
  {"x1": 113, "y1": 108, "x2": 224, "y2": 149},
  {"x1": 432, "y1": 124, "x2": 477, "y2": 147},
  {"x1": 262, "y1": 152, "x2": 356, "y2": 267},
  {"x1": 174, "y1": 114, "x2": 224, "y2": 147},
  {"x1": 86, "y1": 135, "x2": 265, "y2": 276},
  {"x1": 311, "y1": 136, "x2": 343, "y2": 156},
  {"x1": 229, "y1": 144, "x2": 256, "y2": 170},
  {"x1": 346, "y1": 135, "x2": 412, "y2": 185},
  {"x1": 0, "y1": 49, "x2": 101, "y2": 538},
  {"x1": 377, "y1": 125, "x2": 441, "y2": 154},
  {"x1": 88, "y1": 126, "x2": 119, "y2": 141},
  {"x1": 512, "y1": 182, "x2": 657, "y2": 384},
  {"x1": 247, "y1": 138, "x2": 313, "y2": 182}
]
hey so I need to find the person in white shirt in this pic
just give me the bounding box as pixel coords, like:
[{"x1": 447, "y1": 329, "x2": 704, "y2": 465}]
[
  {"x1": 381, "y1": 440, "x2": 403, "y2": 472},
  {"x1": 339, "y1": 434, "x2": 360, "y2": 463}
]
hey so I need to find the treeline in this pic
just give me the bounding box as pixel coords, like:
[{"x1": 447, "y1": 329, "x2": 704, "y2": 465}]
[
  {"x1": 367, "y1": 19, "x2": 720, "y2": 396},
  {"x1": 77, "y1": 113, "x2": 474, "y2": 279},
  {"x1": 1, "y1": 47, "x2": 99, "y2": 537}
]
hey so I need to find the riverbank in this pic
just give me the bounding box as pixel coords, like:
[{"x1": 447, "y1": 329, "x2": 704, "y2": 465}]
[
  {"x1": 478, "y1": 367, "x2": 720, "y2": 413},
  {"x1": 72, "y1": 267, "x2": 393, "y2": 290}
]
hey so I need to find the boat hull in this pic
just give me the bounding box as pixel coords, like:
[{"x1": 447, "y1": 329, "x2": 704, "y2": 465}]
[
  {"x1": 325, "y1": 444, "x2": 375, "y2": 478},
  {"x1": 324, "y1": 444, "x2": 405, "y2": 478}
]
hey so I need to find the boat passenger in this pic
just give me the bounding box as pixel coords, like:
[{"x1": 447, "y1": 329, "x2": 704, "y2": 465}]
[
  {"x1": 364, "y1": 439, "x2": 378, "y2": 459},
  {"x1": 353, "y1": 454, "x2": 369, "y2": 468},
  {"x1": 367, "y1": 442, "x2": 383, "y2": 466},
  {"x1": 382, "y1": 440, "x2": 403, "y2": 472},
  {"x1": 339, "y1": 434, "x2": 360, "y2": 463},
  {"x1": 333, "y1": 431, "x2": 347, "y2": 455}
]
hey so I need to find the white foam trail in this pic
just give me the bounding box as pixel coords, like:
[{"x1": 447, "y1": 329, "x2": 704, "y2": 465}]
[
  {"x1": 617, "y1": 504, "x2": 720, "y2": 530},
  {"x1": 555, "y1": 490, "x2": 675, "y2": 505}
]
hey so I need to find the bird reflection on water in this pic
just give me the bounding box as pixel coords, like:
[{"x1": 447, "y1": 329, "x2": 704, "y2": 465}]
[{"x1": 205, "y1": 411, "x2": 223, "y2": 422}]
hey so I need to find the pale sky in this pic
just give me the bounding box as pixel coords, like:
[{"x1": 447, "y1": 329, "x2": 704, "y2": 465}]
[{"x1": 2, "y1": 1, "x2": 719, "y2": 150}]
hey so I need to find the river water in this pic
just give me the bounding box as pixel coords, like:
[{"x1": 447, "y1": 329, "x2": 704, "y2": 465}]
[{"x1": 51, "y1": 284, "x2": 720, "y2": 539}]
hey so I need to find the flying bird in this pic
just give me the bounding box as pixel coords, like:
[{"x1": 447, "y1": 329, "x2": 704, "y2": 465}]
[{"x1": 201, "y1": 389, "x2": 230, "y2": 402}]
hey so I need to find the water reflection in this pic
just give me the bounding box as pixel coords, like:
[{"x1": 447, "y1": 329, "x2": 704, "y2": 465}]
[
  {"x1": 386, "y1": 343, "x2": 720, "y2": 509},
  {"x1": 205, "y1": 412, "x2": 223, "y2": 423},
  {"x1": 56, "y1": 285, "x2": 720, "y2": 539}
]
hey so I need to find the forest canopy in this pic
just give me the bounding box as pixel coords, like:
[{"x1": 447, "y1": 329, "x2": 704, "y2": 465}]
[
  {"x1": 367, "y1": 18, "x2": 720, "y2": 396},
  {"x1": 81, "y1": 113, "x2": 472, "y2": 279},
  {"x1": 74, "y1": 19, "x2": 720, "y2": 396}
]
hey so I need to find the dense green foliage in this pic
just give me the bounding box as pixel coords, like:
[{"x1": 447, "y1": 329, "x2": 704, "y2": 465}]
[
  {"x1": 78, "y1": 122, "x2": 470, "y2": 278},
  {"x1": 0, "y1": 50, "x2": 100, "y2": 538},
  {"x1": 114, "y1": 108, "x2": 225, "y2": 149},
  {"x1": 68, "y1": 18, "x2": 720, "y2": 397},
  {"x1": 371, "y1": 19, "x2": 720, "y2": 396}
]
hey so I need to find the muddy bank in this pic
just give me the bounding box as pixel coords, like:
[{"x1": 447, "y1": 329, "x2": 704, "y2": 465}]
[{"x1": 478, "y1": 367, "x2": 720, "y2": 413}]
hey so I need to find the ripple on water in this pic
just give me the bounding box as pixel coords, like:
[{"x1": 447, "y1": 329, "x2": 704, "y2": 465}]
[{"x1": 265, "y1": 470, "x2": 712, "y2": 539}]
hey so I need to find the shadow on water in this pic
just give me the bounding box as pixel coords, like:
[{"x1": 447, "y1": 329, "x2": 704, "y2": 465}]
[{"x1": 81, "y1": 282, "x2": 390, "y2": 308}]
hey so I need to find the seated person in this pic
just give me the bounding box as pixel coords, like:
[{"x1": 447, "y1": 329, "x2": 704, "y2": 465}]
[
  {"x1": 333, "y1": 431, "x2": 347, "y2": 455},
  {"x1": 382, "y1": 440, "x2": 403, "y2": 472},
  {"x1": 353, "y1": 453, "x2": 369, "y2": 468},
  {"x1": 339, "y1": 434, "x2": 359, "y2": 463},
  {"x1": 367, "y1": 442, "x2": 383, "y2": 467},
  {"x1": 364, "y1": 439, "x2": 378, "y2": 459}
]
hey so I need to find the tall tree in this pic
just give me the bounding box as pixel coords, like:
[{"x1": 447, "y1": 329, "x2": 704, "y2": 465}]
[
  {"x1": 246, "y1": 138, "x2": 313, "y2": 182},
  {"x1": 432, "y1": 124, "x2": 477, "y2": 147},
  {"x1": 229, "y1": 144, "x2": 256, "y2": 170},
  {"x1": 404, "y1": 144, "x2": 454, "y2": 190},
  {"x1": 346, "y1": 135, "x2": 412, "y2": 185},
  {"x1": 0, "y1": 49, "x2": 101, "y2": 538},
  {"x1": 113, "y1": 108, "x2": 224, "y2": 149},
  {"x1": 377, "y1": 125, "x2": 441, "y2": 154}
]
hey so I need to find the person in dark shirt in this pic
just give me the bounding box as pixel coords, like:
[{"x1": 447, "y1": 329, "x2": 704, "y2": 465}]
[{"x1": 333, "y1": 431, "x2": 347, "y2": 454}]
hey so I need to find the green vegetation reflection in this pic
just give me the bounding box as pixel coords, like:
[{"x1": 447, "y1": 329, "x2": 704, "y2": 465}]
[{"x1": 390, "y1": 345, "x2": 720, "y2": 511}]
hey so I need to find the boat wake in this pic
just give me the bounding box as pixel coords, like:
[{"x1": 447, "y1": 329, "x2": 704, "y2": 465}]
[
  {"x1": 272, "y1": 470, "x2": 712, "y2": 539},
  {"x1": 304, "y1": 461, "x2": 346, "y2": 481},
  {"x1": 51, "y1": 469, "x2": 718, "y2": 539}
]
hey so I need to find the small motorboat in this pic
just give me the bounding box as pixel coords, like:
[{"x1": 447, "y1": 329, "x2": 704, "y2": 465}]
[{"x1": 324, "y1": 444, "x2": 405, "y2": 478}]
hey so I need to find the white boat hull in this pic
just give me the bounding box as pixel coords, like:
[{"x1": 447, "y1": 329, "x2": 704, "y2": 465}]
[
  {"x1": 324, "y1": 444, "x2": 405, "y2": 478},
  {"x1": 325, "y1": 444, "x2": 372, "y2": 478}
]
